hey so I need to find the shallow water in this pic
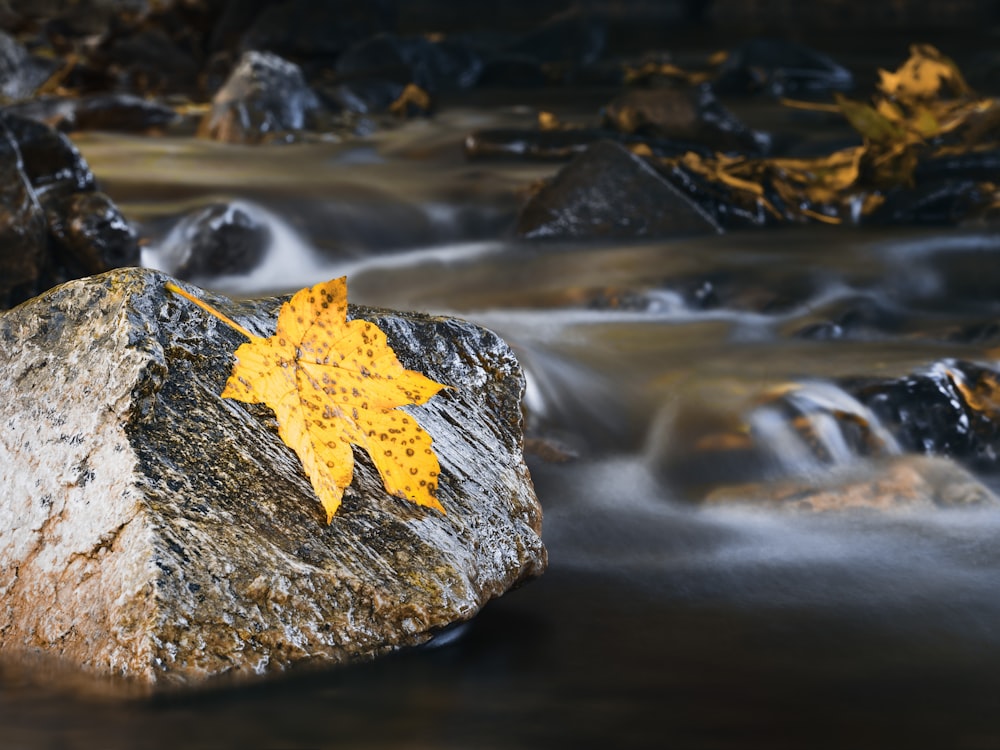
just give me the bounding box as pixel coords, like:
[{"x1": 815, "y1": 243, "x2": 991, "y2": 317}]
[{"x1": 8, "y1": 72, "x2": 1000, "y2": 747}]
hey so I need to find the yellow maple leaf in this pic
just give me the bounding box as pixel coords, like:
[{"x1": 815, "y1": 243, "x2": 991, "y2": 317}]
[{"x1": 166, "y1": 277, "x2": 448, "y2": 522}]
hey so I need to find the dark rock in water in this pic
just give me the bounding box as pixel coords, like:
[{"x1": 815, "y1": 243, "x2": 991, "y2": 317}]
[
  {"x1": 240, "y1": 0, "x2": 390, "y2": 62},
  {"x1": 517, "y1": 140, "x2": 722, "y2": 239},
  {"x1": 0, "y1": 268, "x2": 546, "y2": 686},
  {"x1": 865, "y1": 180, "x2": 991, "y2": 226},
  {"x1": 6, "y1": 93, "x2": 179, "y2": 133},
  {"x1": 846, "y1": 360, "x2": 1000, "y2": 471},
  {"x1": 46, "y1": 191, "x2": 139, "y2": 275},
  {"x1": 713, "y1": 37, "x2": 854, "y2": 98},
  {"x1": 200, "y1": 50, "x2": 321, "y2": 143},
  {"x1": 0, "y1": 113, "x2": 138, "y2": 308},
  {"x1": 1, "y1": 113, "x2": 95, "y2": 197},
  {"x1": 155, "y1": 201, "x2": 272, "y2": 280},
  {"x1": 706, "y1": 456, "x2": 999, "y2": 512},
  {"x1": 603, "y1": 84, "x2": 770, "y2": 155},
  {"x1": 656, "y1": 158, "x2": 775, "y2": 229}
]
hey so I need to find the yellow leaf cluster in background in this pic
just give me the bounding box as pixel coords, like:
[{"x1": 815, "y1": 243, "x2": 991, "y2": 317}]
[
  {"x1": 167, "y1": 278, "x2": 449, "y2": 523},
  {"x1": 660, "y1": 44, "x2": 1000, "y2": 224}
]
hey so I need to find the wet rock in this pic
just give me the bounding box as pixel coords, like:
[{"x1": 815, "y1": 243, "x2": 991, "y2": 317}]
[
  {"x1": 199, "y1": 50, "x2": 321, "y2": 144},
  {"x1": 0, "y1": 114, "x2": 139, "y2": 307},
  {"x1": 516, "y1": 140, "x2": 722, "y2": 239},
  {"x1": 1, "y1": 113, "x2": 95, "y2": 197},
  {"x1": 603, "y1": 84, "x2": 770, "y2": 155},
  {"x1": 0, "y1": 28, "x2": 58, "y2": 100},
  {"x1": 0, "y1": 267, "x2": 546, "y2": 686},
  {"x1": 154, "y1": 201, "x2": 271, "y2": 280},
  {"x1": 713, "y1": 37, "x2": 854, "y2": 98},
  {"x1": 706, "y1": 456, "x2": 999, "y2": 511},
  {"x1": 656, "y1": 158, "x2": 777, "y2": 229},
  {"x1": 845, "y1": 360, "x2": 1000, "y2": 471},
  {"x1": 0, "y1": 135, "x2": 49, "y2": 307},
  {"x1": 6, "y1": 93, "x2": 179, "y2": 133},
  {"x1": 46, "y1": 191, "x2": 139, "y2": 275},
  {"x1": 0, "y1": 113, "x2": 138, "y2": 308}
]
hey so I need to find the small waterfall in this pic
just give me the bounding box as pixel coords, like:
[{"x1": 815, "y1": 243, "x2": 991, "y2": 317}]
[{"x1": 749, "y1": 380, "x2": 902, "y2": 476}]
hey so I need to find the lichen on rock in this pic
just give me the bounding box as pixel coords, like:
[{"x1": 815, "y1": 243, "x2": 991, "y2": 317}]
[{"x1": 0, "y1": 267, "x2": 545, "y2": 687}]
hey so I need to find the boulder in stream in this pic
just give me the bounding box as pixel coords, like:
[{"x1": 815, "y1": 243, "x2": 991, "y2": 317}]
[
  {"x1": 0, "y1": 268, "x2": 546, "y2": 687},
  {"x1": 153, "y1": 201, "x2": 272, "y2": 280},
  {"x1": 517, "y1": 140, "x2": 723, "y2": 239},
  {"x1": 706, "y1": 455, "x2": 1000, "y2": 512},
  {"x1": 199, "y1": 50, "x2": 321, "y2": 144}
]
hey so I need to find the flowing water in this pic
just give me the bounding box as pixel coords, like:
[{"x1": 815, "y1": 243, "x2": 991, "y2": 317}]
[{"x1": 7, "y1": 81, "x2": 1000, "y2": 748}]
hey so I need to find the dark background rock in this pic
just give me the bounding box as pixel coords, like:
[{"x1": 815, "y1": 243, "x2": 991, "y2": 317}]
[
  {"x1": 0, "y1": 28, "x2": 58, "y2": 100},
  {"x1": 517, "y1": 140, "x2": 722, "y2": 239},
  {"x1": 0, "y1": 267, "x2": 545, "y2": 686},
  {"x1": 45, "y1": 191, "x2": 138, "y2": 274},
  {"x1": 0, "y1": 113, "x2": 138, "y2": 308},
  {"x1": 712, "y1": 37, "x2": 855, "y2": 98}
]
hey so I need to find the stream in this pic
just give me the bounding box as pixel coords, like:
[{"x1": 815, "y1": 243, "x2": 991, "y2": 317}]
[{"x1": 6, "y1": 67, "x2": 1000, "y2": 748}]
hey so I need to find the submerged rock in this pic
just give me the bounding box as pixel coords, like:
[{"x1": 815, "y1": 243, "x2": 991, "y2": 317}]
[
  {"x1": 0, "y1": 268, "x2": 545, "y2": 686},
  {"x1": 199, "y1": 50, "x2": 321, "y2": 144},
  {"x1": 706, "y1": 455, "x2": 999, "y2": 512},
  {"x1": 516, "y1": 140, "x2": 722, "y2": 239}
]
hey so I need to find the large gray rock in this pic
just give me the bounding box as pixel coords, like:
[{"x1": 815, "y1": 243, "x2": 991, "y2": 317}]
[{"x1": 0, "y1": 268, "x2": 545, "y2": 687}]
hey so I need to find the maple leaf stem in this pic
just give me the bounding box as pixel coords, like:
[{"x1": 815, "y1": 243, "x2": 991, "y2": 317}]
[{"x1": 164, "y1": 281, "x2": 258, "y2": 340}]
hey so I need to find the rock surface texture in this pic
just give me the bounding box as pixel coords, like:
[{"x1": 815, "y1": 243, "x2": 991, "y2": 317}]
[
  {"x1": 517, "y1": 140, "x2": 723, "y2": 239},
  {"x1": 0, "y1": 268, "x2": 546, "y2": 687}
]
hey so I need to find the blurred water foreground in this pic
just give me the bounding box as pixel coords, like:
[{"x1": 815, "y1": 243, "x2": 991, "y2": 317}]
[{"x1": 5, "y1": 1, "x2": 1000, "y2": 748}]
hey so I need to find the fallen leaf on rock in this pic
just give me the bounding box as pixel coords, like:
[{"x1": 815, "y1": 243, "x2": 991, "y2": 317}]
[{"x1": 166, "y1": 277, "x2": 449, "y2": 522}]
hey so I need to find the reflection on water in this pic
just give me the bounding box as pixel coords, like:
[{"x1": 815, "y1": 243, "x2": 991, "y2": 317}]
[{"x1": 8, "y1": 95, "x2": 1000, "y2": 748}]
